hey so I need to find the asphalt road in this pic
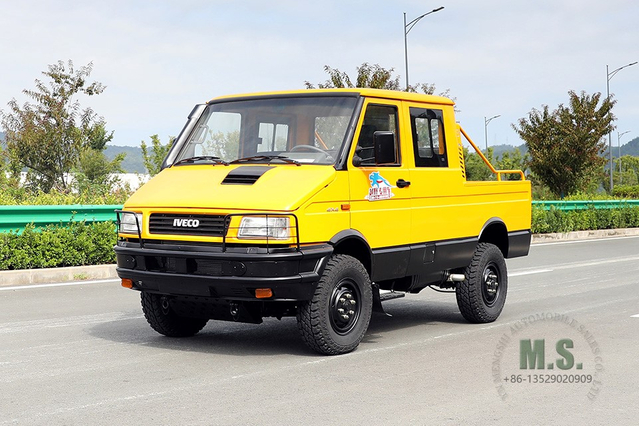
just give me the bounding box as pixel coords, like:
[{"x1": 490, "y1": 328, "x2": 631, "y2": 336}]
[{"x1": 1, "y1": 237, "x2": 638, "y2": 425}]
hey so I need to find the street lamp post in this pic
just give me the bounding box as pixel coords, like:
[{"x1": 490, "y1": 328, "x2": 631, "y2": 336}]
[
  {"x1": 606, "y1": 62, "x2": 637, "y2": 191},
  {"x1": 618, "y1": 130, "x2": 630, "y2": 183},
  {"x1": 484, "y1": 115, "x2": 500, "y2": 151},
  {"x1": 404, "y1": 7, "x2": 444, "y2": 91}
]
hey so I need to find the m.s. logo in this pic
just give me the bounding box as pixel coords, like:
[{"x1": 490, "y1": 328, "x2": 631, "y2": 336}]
[{"x1": 173, "y1": 218, "x2": 200, "y2": 228}]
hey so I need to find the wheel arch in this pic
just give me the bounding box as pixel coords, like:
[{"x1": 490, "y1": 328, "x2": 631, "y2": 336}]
[
  {"x1": 478, "y1": 218, "x2": 508, "y2": 257},
  {"x1": 329, "y1": 230, "x2": 372, "y2": 275}
]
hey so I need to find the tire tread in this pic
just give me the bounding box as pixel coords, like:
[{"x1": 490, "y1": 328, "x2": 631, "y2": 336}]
[
  {"x1": 456, "y1": 242, "x2": 507, "y2": 323},
  {"x1": 141, "y1": 292, "x2": 208, "y2": 337},
  {"x1": 297, "y1": 254, "x2": 372, "y2": 355}
]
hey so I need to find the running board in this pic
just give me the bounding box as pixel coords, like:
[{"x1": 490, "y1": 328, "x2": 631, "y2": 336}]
[{"x1": 372, "y1": 285, "x2": 405, "y2": 316}]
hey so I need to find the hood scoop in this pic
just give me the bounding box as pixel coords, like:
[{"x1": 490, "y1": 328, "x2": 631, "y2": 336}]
[{"x1": 222, "y1": 166, "x2": 274, "y2": 185}]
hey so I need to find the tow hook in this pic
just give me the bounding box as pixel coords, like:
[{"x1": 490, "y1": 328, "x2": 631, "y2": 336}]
[
  {"x1": 160, "y1": 296, "x2": 171, "y2": 315},
  {"x1": 230, "y1": 302, "x2": 240, "y2": 321}
]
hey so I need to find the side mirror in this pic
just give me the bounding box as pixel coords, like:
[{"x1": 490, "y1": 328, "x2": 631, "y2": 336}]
[{"x1": 373, "y1": 131, "x2": 397, "y2": 164}]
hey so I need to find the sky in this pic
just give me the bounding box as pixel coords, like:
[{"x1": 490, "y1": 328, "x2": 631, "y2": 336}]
[{"x1": 1, "y1": 0, "x2": 638, "y2": 150}]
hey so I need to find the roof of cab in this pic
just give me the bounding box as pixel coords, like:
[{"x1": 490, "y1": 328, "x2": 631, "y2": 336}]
[{"x1": 208, "y1": 88, "x2": 455, "y2": 106}]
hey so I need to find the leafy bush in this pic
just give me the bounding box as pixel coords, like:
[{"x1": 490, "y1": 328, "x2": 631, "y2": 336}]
[
  {"x1": 0, "y1": 221, "x2": 116, "y2": 270},
  {"x1": 532, "y1": 205, "x2": 639, "y2": 233},
  {"x1": 612, "y1": 185, "x2": 639, "y2": 199}
]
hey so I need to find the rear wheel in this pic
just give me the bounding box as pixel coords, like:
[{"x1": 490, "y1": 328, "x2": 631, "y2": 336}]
[
  {"x1": 456, "y1": 243, "x2": 507, "y2": 323},
  {"x1": 297, "y1": 254, "x2": 373, "y2": 355},
  {"x1": 141, "y1": 292, "x2": 208, "y2": 337}
]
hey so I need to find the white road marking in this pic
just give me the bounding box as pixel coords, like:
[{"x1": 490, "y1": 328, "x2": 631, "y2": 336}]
[
  {"x1": 0, "y1": 279, "x2": 119, "y2": 291},
  {"x1": 631, "y1": 314, "x2": 639, "y2": 318},
  {"x1": 509, "y1": 255, "x2": 639, "y2": 279},
  {"x1": 509, "y1": 269, "x2": 553, "y2": 277}
]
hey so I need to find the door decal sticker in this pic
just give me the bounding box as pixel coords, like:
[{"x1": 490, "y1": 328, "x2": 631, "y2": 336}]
[{"x1": 365, "y1": 171, "x2": 395, "y2": 201}]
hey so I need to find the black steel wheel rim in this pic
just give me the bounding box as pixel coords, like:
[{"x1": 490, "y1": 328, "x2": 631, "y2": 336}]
[
  {"x1": 481, "y1": 262, "x2": 500, "y2": 307},
  {"x1": 329, "y1": 279, "x2": 361, "y2": 335}
]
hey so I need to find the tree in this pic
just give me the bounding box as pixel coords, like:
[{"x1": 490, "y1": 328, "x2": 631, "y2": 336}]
[
  {"x1": 496, "y1": 148, "x2": 529, "y2": 181},
  {"x1": 613, "y1": 155, "x2": 639, "y2": 187},
  {"x1": 464, "y1": 147, "x2": 495, "y2": 181},
  {"x1": 513, "y1": 90, "x2": 615, "y2": 198},
  {"x1": 0, "y1": 145, "x2": 8, "y2": 189},
  {"x1": 305, "y1": 63, "x2": 451, "y2": 98},
  {"x1": 74, "y1": 147, "x2": 125, "y2": 195},
  {"x1": 1, "y1": 60, "x2": 111, "y2": 192},
  {"x1": 141, "y1": 134, "x2": 174, "y2": 176},
  {"x1": 73, "y1": 120, "x2": 128, "y2": 195}
]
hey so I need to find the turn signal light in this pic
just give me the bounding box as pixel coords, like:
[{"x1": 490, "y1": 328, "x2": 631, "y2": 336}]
[
  {"x1": 255, "y1": 288, "x2": 273, "y2": 299},
  {"x1": 121, "y1": 278, "x2": 134, "y2": 289}
]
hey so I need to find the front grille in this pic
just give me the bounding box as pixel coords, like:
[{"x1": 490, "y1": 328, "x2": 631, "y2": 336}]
[{"x1": 149, "y1": 213, "x2": 229, "y2": 237}]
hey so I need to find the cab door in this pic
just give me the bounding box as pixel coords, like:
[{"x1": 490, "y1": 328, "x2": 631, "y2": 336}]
[
  {"x1": 405, "y1": 103, "x2": 475, "y2": 282},
  {"x1": 406, "y1": 104, "x2": 466, "y2": 242},
  {"x1": 348, "y1": 100, "x2": 412, "y2": 282}
]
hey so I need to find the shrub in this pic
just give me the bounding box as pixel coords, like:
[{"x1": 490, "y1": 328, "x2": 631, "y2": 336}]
[
  {"x1": 0, "y1": 221, "x2": 116, "y2": 270},
  {"x1": 612, "y1": 185, "x2": 639, "y2": 199},
  {"x1": 532, "y1": 205, "x2": 639, "y2": 233}
]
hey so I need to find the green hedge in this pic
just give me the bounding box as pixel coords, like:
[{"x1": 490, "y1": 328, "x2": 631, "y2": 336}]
[
  {"x1": 3, "y1": 205, "x2": 639, "y2": 270},
  {"x1": 612, "y1": 185, "x2": 639, "y2": 199},
  {"x1": 0, "y1": 221, "x2": 116, "y2": 270},
  {"x1": 532, "y1": 205, "x2": 639, "y2": 233}
]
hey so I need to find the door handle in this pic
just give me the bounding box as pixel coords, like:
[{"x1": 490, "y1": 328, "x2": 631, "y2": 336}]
[{"x1": 396, "y1": 179, "x2": 411, "y2": 188}]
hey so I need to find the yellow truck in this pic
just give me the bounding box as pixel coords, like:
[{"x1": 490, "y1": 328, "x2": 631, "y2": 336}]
[{"x1": 115, "y1": 88, "x2": 531, "y2": 355}]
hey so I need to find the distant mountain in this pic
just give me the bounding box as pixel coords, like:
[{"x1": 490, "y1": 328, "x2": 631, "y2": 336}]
[
  {"x1": 487, "y1": 144, "x2": 528, "y2": 158},
  {"x1": 7, "y1": 136, "x2": 639, "y2": 172},
  {"x1": 2, "y1": 138, "x2": 145, "y2": 172},
  {"x1": 105, "y1": 145, "x2": 146, "y2": 173},
  {"x1": 620, "y1": 136, "x2": 639, "y2": 157},
  {"x1": 491, "y1": 137, "x2": 639, "y2": 159}
]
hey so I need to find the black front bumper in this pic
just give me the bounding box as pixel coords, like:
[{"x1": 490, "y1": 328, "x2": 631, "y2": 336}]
[{"x1": 114, "y1": 241, "x2": 333, "y2": 301}]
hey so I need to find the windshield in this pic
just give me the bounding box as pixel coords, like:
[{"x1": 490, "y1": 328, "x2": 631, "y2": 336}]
[{"x1": 172, "y1": 95, "x2": 359, "y2": 166}]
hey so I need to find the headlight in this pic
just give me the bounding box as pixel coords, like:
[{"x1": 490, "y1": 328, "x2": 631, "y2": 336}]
[
  {"x1": 238, "y1": 216, "x2": 290, "y2": 240},
  {"x1": 119, "y1": 212, "x2": 143, "y2": 235}
]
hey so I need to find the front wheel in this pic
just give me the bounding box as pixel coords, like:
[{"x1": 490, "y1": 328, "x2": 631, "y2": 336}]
[
  {"x1": 297, "y1": 254, "x2": 373, "y2": 355},
  {"x1": 141, "y1": 292, "x2": 208, "y2": 337},
  {"x1": 456, "y1": 242, "x2": 508, "y2": 323}
]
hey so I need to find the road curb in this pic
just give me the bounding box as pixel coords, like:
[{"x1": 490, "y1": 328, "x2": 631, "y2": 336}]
[
  {"x1": 532, "y1": 227, "x2": 639, "y2": 243},
  {"x1": 2, "y1": 228, "x2": 639, "y2": 287},
  {"x1": 0, "y1": 264, "x2": 118, "y2": 287}
]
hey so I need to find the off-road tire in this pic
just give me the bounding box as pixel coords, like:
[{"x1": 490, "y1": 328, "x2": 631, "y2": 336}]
[
  {"x1": 456, "y1": 242, "x2": 508, "y2": 323},
  {"x1": 141, "y1": 292, "x2": 208, "y2": 337},
  {"x1": 297, "y1": 254, "x2": 373, "y2": 355}
]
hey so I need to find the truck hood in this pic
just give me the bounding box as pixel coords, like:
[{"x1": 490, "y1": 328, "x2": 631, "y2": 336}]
[{"x1": 124, "y1": 164, "x2": 336, "y2": 211}]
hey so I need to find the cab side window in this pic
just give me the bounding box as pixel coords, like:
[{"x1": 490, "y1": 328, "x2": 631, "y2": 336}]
[
  {"x1": 353, "y1": 104, "x2": 400, "y2": 166},
  {"x1": 410, "y1": 108, "x2": 448, "y2": 167}
]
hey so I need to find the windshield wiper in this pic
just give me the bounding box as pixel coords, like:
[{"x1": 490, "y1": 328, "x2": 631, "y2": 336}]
[
  {"x1": 230, "y1": 155, "x2": 301, "y2": 166},
  {"x1": 173, "y1": 156, "x2": 229, "y2": 166}
]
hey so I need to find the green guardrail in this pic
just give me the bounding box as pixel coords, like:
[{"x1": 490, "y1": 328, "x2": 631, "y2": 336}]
[
  {"x1": 0, "y1": 204, "x2": 123, "y2": 233},
  {"x1": 533, "y1": 200, "x2": 639, "y2": 210}
]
